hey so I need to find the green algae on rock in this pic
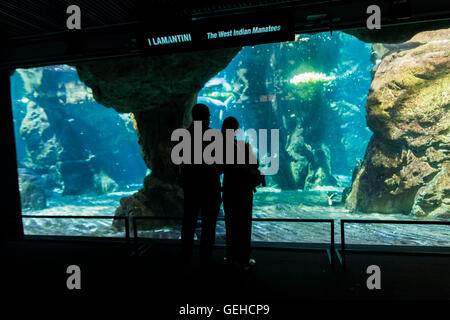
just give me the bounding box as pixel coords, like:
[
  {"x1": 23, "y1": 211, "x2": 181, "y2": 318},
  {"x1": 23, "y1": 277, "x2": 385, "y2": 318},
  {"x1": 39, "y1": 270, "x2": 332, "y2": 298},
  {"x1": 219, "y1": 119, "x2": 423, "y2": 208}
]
[{"x1": 345, "y1": 28, "x2": 450, "y2": 217}]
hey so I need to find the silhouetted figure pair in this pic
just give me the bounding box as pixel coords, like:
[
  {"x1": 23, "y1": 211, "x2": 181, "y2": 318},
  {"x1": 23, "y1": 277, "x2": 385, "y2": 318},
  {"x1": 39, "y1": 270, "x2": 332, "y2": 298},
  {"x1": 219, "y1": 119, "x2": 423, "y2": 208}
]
[{"x1": 178, "y1": 104, "x2": 264, "y2": 272}]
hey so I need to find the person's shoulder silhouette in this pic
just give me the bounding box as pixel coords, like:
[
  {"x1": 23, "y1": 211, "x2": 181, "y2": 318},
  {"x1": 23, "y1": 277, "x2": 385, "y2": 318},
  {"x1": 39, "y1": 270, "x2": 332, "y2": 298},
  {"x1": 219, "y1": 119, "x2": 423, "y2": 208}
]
[{"x1": 181, "y1": 103, "x2": 221, "y2": 192}]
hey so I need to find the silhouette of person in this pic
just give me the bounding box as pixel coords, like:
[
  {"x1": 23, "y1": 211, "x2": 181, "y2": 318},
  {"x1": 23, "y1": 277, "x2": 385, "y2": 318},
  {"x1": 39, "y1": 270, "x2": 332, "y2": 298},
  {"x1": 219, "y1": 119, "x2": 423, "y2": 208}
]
[
  {"x1": 221, "y1": 117, "x2": 264, "y2": 271},
  {"x1": 179, "y1": 103, "x2": 222, "y2": 268}
]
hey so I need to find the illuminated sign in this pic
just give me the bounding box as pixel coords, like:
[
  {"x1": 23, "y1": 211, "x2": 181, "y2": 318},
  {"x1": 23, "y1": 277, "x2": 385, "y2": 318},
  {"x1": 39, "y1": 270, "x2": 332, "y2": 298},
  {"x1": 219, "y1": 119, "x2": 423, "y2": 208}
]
[{"x1": 140, "y1": 10, "x2": 294, "y2": 55}]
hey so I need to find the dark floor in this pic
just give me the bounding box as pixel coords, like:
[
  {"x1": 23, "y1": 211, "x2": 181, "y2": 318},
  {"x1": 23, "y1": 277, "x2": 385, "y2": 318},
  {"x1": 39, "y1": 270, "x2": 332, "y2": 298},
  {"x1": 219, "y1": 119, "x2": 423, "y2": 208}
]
[{"x1": 3, "y1": 239, "x2": 449, "y2": 314}]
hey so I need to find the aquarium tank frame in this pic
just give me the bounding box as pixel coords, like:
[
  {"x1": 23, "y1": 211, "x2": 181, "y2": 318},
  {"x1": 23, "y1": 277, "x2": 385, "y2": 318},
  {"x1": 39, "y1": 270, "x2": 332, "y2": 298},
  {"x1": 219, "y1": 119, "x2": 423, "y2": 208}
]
[{"x1": 1, "y1": 0, "x2": 449, "y2": 254}]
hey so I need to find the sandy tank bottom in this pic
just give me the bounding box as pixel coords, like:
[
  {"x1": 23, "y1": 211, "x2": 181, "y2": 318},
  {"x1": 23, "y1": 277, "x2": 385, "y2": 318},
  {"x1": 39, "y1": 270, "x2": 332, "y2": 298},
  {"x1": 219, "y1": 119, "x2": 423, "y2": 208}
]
[{"x1": 22, "y1": 187, "x2": 450, "y2": 247}]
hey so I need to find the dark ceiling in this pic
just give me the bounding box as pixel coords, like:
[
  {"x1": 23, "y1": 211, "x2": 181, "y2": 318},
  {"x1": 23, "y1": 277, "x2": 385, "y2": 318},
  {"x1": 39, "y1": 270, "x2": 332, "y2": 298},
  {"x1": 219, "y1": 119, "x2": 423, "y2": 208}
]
[
  {"x1": 2, "y1": 0, "x2": 448, "y2": 40},
  {"x1": 0, "y1": 0, "x2": 448, "y2": 69},
  {"x1": 0, "y1": 0, "x2": 313, "y2": 40}
]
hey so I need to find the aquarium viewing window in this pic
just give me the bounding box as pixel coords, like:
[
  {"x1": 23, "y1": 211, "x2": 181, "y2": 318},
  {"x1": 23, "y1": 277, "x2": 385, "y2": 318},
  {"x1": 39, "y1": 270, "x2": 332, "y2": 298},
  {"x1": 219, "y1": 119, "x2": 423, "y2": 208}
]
[{"x1": 10, "y1": 28, "x2": 450, "y2": 248}]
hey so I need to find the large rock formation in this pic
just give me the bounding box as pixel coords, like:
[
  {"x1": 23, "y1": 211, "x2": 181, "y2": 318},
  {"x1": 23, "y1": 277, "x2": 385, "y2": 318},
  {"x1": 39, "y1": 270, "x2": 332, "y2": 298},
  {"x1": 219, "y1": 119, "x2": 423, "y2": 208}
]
[
  {"x1": 226, "y1": 41, "x2": 340, "y2": 189},
  {"x1": 345, "y1": 29, "x2": 450, "y2": 217},
  {"x1": 220, "y1": 32, "x2": 373, "y2": 189},
  {"x1": 12, "y1": 66, "x2": 146, "y2": 195},
  {"x1": 74, "y1": 48, "x2": 240, "y2": 228},
  {"x1": 18, "y1": 168, "x2": 47, "y2": 210}
]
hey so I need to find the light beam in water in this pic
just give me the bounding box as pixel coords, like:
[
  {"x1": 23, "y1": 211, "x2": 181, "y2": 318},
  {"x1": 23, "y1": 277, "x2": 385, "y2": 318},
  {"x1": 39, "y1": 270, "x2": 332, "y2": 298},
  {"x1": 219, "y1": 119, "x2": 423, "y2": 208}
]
[{"x1": 289, "y1": 72, "x2": 336, "y2": 85}]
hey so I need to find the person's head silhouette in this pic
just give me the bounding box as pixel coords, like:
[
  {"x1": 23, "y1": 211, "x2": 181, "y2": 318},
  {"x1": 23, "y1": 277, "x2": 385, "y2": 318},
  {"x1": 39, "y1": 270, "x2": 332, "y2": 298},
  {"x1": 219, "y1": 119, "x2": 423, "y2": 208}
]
[
  {"x1": 192, "y1": 103, "x2": 210, "y2": 128},
  {"x1": 221, "y1": 116, "x2": 239, "y2": 139}
]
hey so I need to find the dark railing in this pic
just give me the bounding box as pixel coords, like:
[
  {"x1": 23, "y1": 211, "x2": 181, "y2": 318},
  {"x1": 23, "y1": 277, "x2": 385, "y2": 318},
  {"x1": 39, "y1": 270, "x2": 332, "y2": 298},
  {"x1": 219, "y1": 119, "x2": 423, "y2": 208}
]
[
  {"x1": 21, "y1": 215, "x2": 130, "y2": 247},
  {"x1": 21, "y1": 216, "x2": 450, "y2": 271},
  {"x1": 132, "y1": 216, "x2": 335, "y2": 266},
  {"x1": 338, "y1": 219, "x2": 450, "y2": 269}
]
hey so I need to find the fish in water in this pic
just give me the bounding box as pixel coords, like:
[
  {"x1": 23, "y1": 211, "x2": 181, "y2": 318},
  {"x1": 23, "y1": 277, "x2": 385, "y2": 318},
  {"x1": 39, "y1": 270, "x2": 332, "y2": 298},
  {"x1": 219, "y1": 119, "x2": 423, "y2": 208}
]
[
  {"x1": 204, "y1": 77, "x2": 232, "y2": 91},
  {"x1": 327, "y1": 193, "x2": 337, "y2": 206},
  {"x1": 197, "y1": 96, "x2": 234, "y2": 110}
]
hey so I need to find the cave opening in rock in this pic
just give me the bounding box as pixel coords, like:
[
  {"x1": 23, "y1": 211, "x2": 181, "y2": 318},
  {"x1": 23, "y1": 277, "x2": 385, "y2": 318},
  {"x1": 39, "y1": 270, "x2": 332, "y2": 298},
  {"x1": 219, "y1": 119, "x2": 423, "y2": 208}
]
[{"x1": 11, "y1": 29, "x2": 450, "y2": 247}]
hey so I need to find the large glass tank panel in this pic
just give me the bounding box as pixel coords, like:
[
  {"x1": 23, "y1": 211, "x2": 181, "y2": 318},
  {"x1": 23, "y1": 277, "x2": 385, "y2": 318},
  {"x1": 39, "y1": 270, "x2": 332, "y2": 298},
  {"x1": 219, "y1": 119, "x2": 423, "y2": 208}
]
[
  {"x1": 196, "y1": 31, "x2": 450, "y2": 246},
  {"x1": 11, "y1": 65, "x2": 147, "y2": 237},
  {"x1": 12, "y1": 29, "x2": 450, "y2": 246}
]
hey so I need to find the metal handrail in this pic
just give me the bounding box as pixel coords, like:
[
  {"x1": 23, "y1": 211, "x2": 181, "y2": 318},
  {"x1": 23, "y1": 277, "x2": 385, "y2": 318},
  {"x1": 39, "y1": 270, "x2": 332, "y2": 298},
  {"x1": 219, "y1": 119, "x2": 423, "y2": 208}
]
[
  {"x1": 131, "y1": 215, "x2": 335, "y2": 265},
  {"x1": 338, "y1": 219, "x2": 450, "y2": 269},
  {"x1": 21, "y1": 215, "x2": 450, "y2": 270},
  {"x1": 21, "y1": 215, "x2": 130, "y2": 246}
]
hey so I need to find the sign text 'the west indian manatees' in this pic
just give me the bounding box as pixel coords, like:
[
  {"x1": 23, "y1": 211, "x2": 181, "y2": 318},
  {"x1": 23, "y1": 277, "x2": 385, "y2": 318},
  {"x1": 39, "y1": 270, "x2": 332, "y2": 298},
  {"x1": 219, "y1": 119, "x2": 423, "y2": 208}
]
[{"x1": 142, "y1": 10, "x2": 294, "y2": 55}]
